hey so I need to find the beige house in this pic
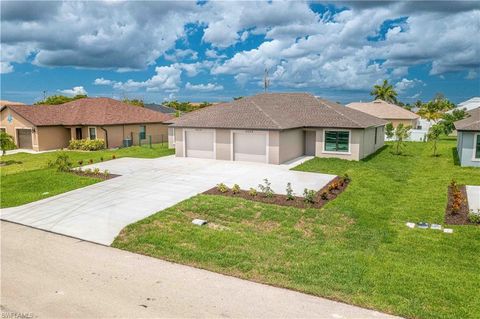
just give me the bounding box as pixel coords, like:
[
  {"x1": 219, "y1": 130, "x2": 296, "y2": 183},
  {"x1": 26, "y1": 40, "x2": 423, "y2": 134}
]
[
  {"x1": 346, "y1": 99, "x2": 420, "y2": 128},
  {"x1": 167, "y1": 93, "x2": 386, "y2": 164},
  {"x1": 0, "y1": 98, "x2": 173, "y2": 151}
]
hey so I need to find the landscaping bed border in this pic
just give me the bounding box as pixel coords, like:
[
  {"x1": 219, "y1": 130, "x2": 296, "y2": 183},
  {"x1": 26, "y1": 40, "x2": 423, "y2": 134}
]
[
  {"x1": 203, "y1": 176, "x2": 349, "y2": 209},
  {"x1": 69, "y1": 170, "x2": 120, "y2": 181}
]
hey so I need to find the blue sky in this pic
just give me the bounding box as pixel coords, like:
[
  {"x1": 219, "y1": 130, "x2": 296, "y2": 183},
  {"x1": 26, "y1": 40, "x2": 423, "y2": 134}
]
[{"x1": 1, "y1": 1, "x2": 479, "y2": 105}]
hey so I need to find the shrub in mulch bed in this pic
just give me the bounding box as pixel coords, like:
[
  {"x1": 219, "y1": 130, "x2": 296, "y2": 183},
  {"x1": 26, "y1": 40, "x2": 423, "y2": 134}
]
[
  {"x1": 203, "y1": 176, "x2": 350, "y2": 209},
  {"x1": 69, "y1": 170, "x2": 119, "y2": 181},
  {"x1": 445, "y1": 183, "x2": 473, "y2": 225}
]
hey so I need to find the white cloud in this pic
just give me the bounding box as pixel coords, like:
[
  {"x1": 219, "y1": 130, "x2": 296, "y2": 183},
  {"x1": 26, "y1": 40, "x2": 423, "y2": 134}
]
[
  {"x1": 93, "y1": 78, "x2": 113, "y2": 85},
  {"x1": 0, "y1": 61, "x2": 14, "y2": 74},
  {"x1": 394, "y1": 78, "x2": 424, "y2": 94},
  {"x1": 59, "y1": 86, "x2": 88, "y2": 96},
  {"x1": 205, "y1": 49, "x2": 227, "y2": 59},
  {"x1": 185, "y1": 82, "x2": 223, "y2": 91}
]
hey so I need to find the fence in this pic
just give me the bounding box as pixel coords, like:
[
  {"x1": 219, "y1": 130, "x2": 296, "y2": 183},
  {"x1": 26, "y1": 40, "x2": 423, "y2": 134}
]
[{"x1": 138, "y1": 134, "x2": 167, "y2": 148}]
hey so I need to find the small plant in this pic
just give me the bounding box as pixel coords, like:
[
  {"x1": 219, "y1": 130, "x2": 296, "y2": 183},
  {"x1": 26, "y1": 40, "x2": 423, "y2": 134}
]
[
  {"x1": 48, "y1": 153, "x2": 73, "y2": 172},
  {"x1": 286, "y1": 182, "x2": 294, "y2": 201},
  {"x1": 232, "y1": 184, "x2": 241, "y2": 194},
  {"x1": 103, "y1": 169, "x2": 110, "y2": 178},
  {"x1": 468, "y1": 210, "x2": 480, "y2": 224},
  {"x1": 450, "y1": 186, "x2": 465, "y2": 215},
  {"x1": 248, "y1": 188, "x2": 257, "y2": 197},
  {"x1": 78, "y1": 160, "x2": 84, "y2": 166},
  {"x1": 93, "y1": 168, "x2": 101, "y2": 175},
  {"x1": 88, "y1": 159, "x2": 94, "y2": 164},
  {"x1": 450, "y1": 179, "x2": 457, "y2": 189},
  {"x1": 112, "y1": 154, "x2": 116, "y2": 159},
  {"x1": 77, "y1": 167, "x2": 83, "y2": 173},
  {"x1": 320, "y1": 191, "x2": 328, "y2": 200},
  {"x1": 216, "y1": 183, "x2": 229, "y2": 193},
  {"x1": 258, "y1": 178, "x2": 274, "y2": 198},
  {"x1": 100, "y1": 157, "x2": 104, "y2": 162},
  {"x1": 342, "y1": 174, "x2": 351, "y2": 183},
  {"x1": 303, "y1": 188, "x2": 316, "y2": 204},
  {"x1": 85, "y1": 168, "x2": 93, "y2": 175}
]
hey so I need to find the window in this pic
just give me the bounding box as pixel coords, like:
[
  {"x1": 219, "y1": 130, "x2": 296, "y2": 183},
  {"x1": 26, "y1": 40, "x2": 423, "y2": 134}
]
[
  {"x1": 475, "y1": 134, "x2": 480, "y2": 159},
  {"x1": 89, "y1": 127, "x2": 97, "y2": 140},
  {"x1": 374, "y1": 127, "x2": 378, "y2": 145},
  {"x1": 139, "y1": 125, "x2": 146, "y2": 140},
  {"x1": 75, "y1": 127, "x2": 82, "y2": 140},
  {"x1": 324, "y1": 130, "x2": 350, "y2": 153}
]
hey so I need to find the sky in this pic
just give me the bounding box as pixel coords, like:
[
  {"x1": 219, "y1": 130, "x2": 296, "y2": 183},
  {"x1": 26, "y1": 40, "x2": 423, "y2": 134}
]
[{"x1": 1, "y1": 0, "x2": 479, "y2": 105}]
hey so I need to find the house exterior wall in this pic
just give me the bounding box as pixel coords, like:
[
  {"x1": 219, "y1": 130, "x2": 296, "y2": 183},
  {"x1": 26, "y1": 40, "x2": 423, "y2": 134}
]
[
  {"x1": 36, "y1": 126, "x2": 71, "y2": 151},
  {"x1": 359, "y1": 126, "x2": 385, "y2": 159},
  {"x1": 0, "y1": 107, "x2": 39, "y2": 150},
  {"x1": 268, "y1": 131, "x2": 280, "y2": 164},
  {"x1": 168, "y1": 127, "x2": 175, "y2": 148},
  {"x1": 175, "y1": 128, "x2": 184, "y2": 157},
  {"x1": 388, "y1": 118, "x2": 419, "y2": 128},
  {"x1": 279, "y1": 129, "x2": 304, "y2": 163},
  {"x1": 457, "y1": 131, "x2": 480, "y2": 167},
  {"x1": 215, "y1": 129, "x2": 231, "y2": 160},
  {"x1": 315, "y1": 128, "x2": 362, "y2": 161}
]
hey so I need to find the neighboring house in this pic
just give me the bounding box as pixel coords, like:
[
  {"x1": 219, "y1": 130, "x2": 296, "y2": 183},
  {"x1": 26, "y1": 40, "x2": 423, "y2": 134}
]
[
  {"x1": 449, "y1": 97, "x2": 480, "y2": 114},
  {"x1": 454, "y1": 108, "x2": 480, "y2": 167},
  {"x1": 346, "y1": 99, "x2": 420, "y2": 128},
  {"x1": 144, "y1": 103, "x2": 177, "y2": 115},
  {"x1": 0, "y1": 100, "x2": 25, "y2": 107},
  {"x1": 167, "y1": 93, "x2": 386, "y2": 164},
  {"x1": 0, "y1": 98, "x2": 173, "y2": 151}
]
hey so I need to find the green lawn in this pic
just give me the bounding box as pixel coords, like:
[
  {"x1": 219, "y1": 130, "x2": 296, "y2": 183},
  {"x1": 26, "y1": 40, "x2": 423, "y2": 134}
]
[
  {"x1": 113, "y1": 139, "x2": 480, "y2": 319},
  {"x1": 0, "y1": 144, "x2": 174, "y2": 208}
]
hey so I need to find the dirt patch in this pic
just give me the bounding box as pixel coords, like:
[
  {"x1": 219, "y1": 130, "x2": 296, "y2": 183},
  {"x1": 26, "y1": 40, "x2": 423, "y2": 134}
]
[
  {"x1": 445, "y1": 185, "x2": 473, "y2": 225},
  {"x1": 69, "y1": 170, "x2": 120, "y2": 180},
  {"x1": 203, "y1": 176, "x2": 350, "y2": 210}
]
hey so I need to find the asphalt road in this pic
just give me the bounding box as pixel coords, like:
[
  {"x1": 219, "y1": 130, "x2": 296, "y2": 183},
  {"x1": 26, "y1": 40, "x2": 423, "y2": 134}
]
[{"x1": 1, "y1": 221, "x2": 400, "y2": 318}]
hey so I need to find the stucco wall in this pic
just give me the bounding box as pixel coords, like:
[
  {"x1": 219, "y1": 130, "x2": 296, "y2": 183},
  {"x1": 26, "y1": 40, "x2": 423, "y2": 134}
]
[
  {"x1": 458, "y1": 131, "x2": 480, "y2": 167},
  {"x1": 389, "y1": 119, "x2": 419, "y2": 128},
  {"x1": 215, "y1": 129, "x2": 231, "y2": 160},
  {"x1": 359, "y1": 126, "x2": 385, "y2": 159},
  {"x1": 37, "y1": 126, "x2": 71, "y2": 151},
  {"x1": 0, "y1": 107, "x2": 39, "y2": 150},
  {"x1": 268, "y1": 131, "x2": 280, "y2": 164},
  {"x1": 174, "y1": 128, "x2": 184, "y2": 157},
  {"x1": 315, "y1": 128, "x2": 362, "y2": 161},
  {"x1": 279, "y1": 129, "x2": 304, "y2": 163},
  {"x1": 168, "y1": 127, "x2": 175, "y2": 148}
]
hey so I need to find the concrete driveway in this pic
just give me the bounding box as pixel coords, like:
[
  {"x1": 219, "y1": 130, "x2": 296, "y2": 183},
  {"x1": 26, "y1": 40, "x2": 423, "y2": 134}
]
[{"x1": 0, "y1": 156, "x2": 335, "y2": 245}]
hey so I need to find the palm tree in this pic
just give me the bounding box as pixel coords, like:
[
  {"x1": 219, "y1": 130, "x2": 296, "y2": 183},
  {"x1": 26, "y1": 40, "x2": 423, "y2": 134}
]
[{"x1": 370, "y1": 80, "x2": 398, "y2": 103}]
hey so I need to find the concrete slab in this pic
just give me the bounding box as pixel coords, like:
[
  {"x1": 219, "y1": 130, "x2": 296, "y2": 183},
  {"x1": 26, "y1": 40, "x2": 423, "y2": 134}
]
[
  {"x1": 0, "y1": 156, "x2": 335, "y2": 245},
  {"x1": 466, "y1": 185, "x2": 480, "y2": 213}
]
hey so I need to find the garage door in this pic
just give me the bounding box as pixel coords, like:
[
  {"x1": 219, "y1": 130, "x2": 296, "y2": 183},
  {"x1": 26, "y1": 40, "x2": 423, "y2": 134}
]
[
  {"x1": 185, "y1": 130, "x2": 214, "y2": 159},
  {"x1": 17, "y1": 129, "x2": 33, "y2": 149},
  {"x1": 233, "y1": 132, "x2": 267, "y2": 163}
]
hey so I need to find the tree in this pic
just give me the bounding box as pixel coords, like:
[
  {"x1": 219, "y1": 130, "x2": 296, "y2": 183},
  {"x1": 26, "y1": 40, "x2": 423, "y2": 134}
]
[
  {"x1": 418, "y1": 95, "x2": 456, "y2": 122},
  {"x1": 392, "y1": 123, "x2": 412, "y2": 155},
  {"x1": 385, "y1": 122, "x2": 394, "y2": 139},
  {"x1": 123, "y1": 98, "x2": 144, "y2": 107},
  {"x1": 427, "y1": 123, "x2": 444, "y2": 157},
  {"x1": 370, "y1": 79, "x2": 398, "y2": 103},
  {"x1": 35, "y1": 94, "x2": 87, "y2": 105},
  {"x1": 441, "y1": 109, "x2": 469, "y2": 135},
  {"x1": 233, "y1": 96, "x2": 243, "y2": 100},
  {"x1": 198, "y1": 101, "x2": 212, "y2": 108},
  {"x1": 0, "y1": 132, "x2": 15, "y2": 156}
]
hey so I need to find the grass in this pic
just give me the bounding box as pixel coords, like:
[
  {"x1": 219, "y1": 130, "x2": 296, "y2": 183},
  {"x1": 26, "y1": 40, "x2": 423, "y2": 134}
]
[
  {"x1": 113, "y1": 139, "x2": 480, "y2": 319},
  {"x1": 0, "y1": 143, "x2": 174, "y2": 208}
]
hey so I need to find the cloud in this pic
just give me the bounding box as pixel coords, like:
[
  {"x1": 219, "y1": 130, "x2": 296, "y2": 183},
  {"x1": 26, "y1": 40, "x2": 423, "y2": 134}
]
[
  {"x1": 59, "y1": 86, "x2": 88, "y2": 96},
  {"x1": 205, "y1": 49, "x2": 227, "y2": 59},
  {"x1": 185, "y1": 82, "x2": 223, "y2": 91},
  {"x1": 0, "y1": 62, "x2": 14, "y2": 74},
  {"x1": 394, "y1": 78, "x2": 424, "y2": 93},
  {"x1": 164, "y1": 49, "x2": 198, "y2": 62},
  {"x1": 93, "y1": 78, "x2": 113, "y2": 85}
]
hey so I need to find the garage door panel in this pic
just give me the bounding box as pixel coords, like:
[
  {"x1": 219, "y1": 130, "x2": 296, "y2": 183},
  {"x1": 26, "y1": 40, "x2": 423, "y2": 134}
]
[
  {"x1": 233, "y1": 132, "x2": 267, "y2": 163},
  {"x1": 17, "y1": 129, "x2": 33, "y2": 149},
  {"x1": 185, "y1": 130, "x2": 214, "y2": 159}
]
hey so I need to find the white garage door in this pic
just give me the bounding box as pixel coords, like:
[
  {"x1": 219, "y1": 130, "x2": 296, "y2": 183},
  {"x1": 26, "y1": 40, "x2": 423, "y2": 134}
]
[
  {"x1": 233, "y1": 131, "x2": 267, "y2": 163},
  {"x1": 185, "y1": 130, "x2": 214, "y2": 159}
]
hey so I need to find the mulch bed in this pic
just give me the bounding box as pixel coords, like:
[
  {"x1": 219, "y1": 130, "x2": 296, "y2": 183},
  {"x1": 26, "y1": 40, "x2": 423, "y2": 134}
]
[
  {"x1": 445, "y1": 185, "x2": 472, "y2": 225},
  {"x1": 203, "y1": 176, "x2": 349, "y2": 209},
  {"x1": 69, "y1": 170, "x2": 120, "y2": 180}
]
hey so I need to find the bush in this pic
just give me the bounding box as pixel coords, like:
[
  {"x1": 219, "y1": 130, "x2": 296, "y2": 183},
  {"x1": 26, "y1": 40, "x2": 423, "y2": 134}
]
[
  {"x1": 258, "y1": 178, "x2": 274, "y2": 198},
  {"x1": 468, "y1": 210, "x2": 480, "y2": 224},
  {"x1": 88, "y1": 159, "x2": 94, "y2": 164},
  {"x1": 217, "y1": 183, "x2": 228, "y2": 193},
  {"x1": 68, "y1": 139, "x2": 106, "y2": 151},
  {"x1": 232, "y1": 184, "x2": 241, "y2": 194},
  {"x1": 112, "y1": 154, "x2": 116, "y2": 159},
  {"x1": 320, "y1": 191, "x2": 328, "y2": 200},
  {"x1": 103, "y1": 170, "x2": 110, "y2": 178},
  {"x1": 100, "y1": 157, "x2": 104, "y2": 162},
  {"x1": 248, "y1": 188, "x2": 257, "y2": 197},
  {"x1": 303, "y1": 189, "x2": 316, "y2": 204},
  {"x1": 78, "y1": 160, "x2": 84, "y2": 166},
  {"x1": 286, "y1": 182, "x2": 294, "y2": 201},
  {"x1": 93, "y1": 168, "x2": 101, "y2": 175},
  {"x1": 48, "y1": 153, "x2": 73, "y2": 172}
]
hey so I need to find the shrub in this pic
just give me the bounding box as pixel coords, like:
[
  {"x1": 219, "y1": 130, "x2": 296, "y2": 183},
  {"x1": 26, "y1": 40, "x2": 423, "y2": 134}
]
[
  {"x1": 1, "y1": 132, "x2": 16, "y2": 155},
  {"x1": 320, "y1": 191, "x2": 328, "y2": 200},
  {"x1": 100, "y1": 157, "x2": 104, "y2": 162},
  {"x1": 303, "y1": 189, "x2": 316, "y2": 204},
  {"x1": 48, "y1": 153, "x2": 73, "y2": 172},
  {"x1": 85, "y1": 168, "x2": 93, "y2": 175},
  {"x1": 89, "y1": 159, "x2": 94, "y2": 164},
  {"x1": 258, "y1": 178, "x2": 274, "y2": 198},
  {"x1": 112, "y1": 154, "x2": 116, "y2": 159},
  {"x1": 78, "y1": 160, "x2": 84, "y2": 166},
  {"x1": 342, "y1": 174, "x2": 351, "y2": 183},
  {"x1": 68, "y1": 139, "x2": 106, "y2": 151},
  {"x1": 286, "y1": 182, "x2": 294, "y2": 201},
  {"x1": 468, "y1": 210, "x2": 480, "y2": 224},
  {"x1": 216, "y1": 183, "x2": 229, "y2": 193},
  {"x1": 93, "y1": 168, "x2": 101, "y2": 175},
  {"x1": 232, "y1": 184, "x2": 241, "y2": 194},
  {"x1": 103, "y1": 170, "x2": 110, "y2": 178},
  {"x1": 248, "y1": 188, "x2": 257, "y2": 197}
]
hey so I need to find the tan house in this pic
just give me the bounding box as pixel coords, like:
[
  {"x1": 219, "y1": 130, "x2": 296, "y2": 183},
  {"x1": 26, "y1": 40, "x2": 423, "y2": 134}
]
[
  {"x1": 0, "y1": 98, "x2": 173, "y2": 151},
  {"x1": 346, "y1": 99, "x2": 420, "y2": 128},
  {"x1": 167, "y1": 93, "x2": 387, "y2": 164}
]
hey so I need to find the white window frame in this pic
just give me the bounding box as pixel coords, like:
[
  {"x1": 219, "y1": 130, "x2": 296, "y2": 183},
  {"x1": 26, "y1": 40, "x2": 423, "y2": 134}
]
[
  {"x1": 183, "y1": 128, "x2": 216, "y2": 159},
  {"x1": 230, "y1": 130, "x2": 269, "y2": 164},
  {"x1": 88, "y1": 127, "x2": 97, "y2": 140},
  {"x1": 473, "y1": 133, "x2": 480, "y2": 161},
  {"x1": 322, "y1": 129, "x2": 351, "y2": 155}
]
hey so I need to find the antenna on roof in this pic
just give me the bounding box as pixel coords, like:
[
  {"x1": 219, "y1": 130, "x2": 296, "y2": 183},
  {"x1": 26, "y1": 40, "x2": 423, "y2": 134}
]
[
  {"x1": 263, "y1": 67, "x2": 270, "y2": 93},
  {"x1": 43, "y1": 90, "x2": 47, "y2": 101}
]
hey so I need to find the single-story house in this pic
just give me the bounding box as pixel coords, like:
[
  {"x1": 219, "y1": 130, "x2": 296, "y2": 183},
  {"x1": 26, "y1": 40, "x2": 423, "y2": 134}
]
[
  {"x1": 167, "y1": 93, "x2": 387, "y2": 164},
  {"x1": 454, "y1": 108, "x2": 479, "y2": 167},
  {"x1": 0, "y1": 97, "x2": 173, "y2": 151},
  {"x1": 0, "y1": 100, "x2": 25, "y2": 107},
  {"x1": 346, "y1": 99, "x2": 420, "y2": 128},
  {"x1": 449, "y1": 97, "x2": 480, "y2": 114},
  {"x1": 144, "y1": 103, "x2": 177, "y2": 115}
]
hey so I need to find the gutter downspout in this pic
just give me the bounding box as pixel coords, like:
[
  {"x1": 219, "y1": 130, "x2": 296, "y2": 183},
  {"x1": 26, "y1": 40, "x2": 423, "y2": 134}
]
[{"x1": 100, "y1": 126, "x2": 109, "y2": 148}]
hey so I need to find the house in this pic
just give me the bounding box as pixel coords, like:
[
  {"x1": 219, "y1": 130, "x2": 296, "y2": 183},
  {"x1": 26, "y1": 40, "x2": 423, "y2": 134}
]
[
  {"x1": 167, "y1": 93, "x2": 386, "y2": 164},
  {"x1": 454, "y1": 108, "x2": 480, "y2": 167},
  {"x1": 0, "y1": 97, "x2": 173, "y2": 151},
  {"x1": 144, "y1": 103, "x2": 177, "y2": 115},
  {"x1": 0, "y1": 100, "x2": 25, "y2": 107},
  {"x1": 450, "y1": 97, "x2": 480, "y2": 113},
  {"x1": 346, "y1": 99, "x2": 420, "y2": 128}
]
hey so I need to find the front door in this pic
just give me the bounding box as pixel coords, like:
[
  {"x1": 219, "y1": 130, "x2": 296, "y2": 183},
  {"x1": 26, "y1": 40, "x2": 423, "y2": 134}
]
[{"x1": 75, "y1": 127, "x2": 83, "y2": 139}]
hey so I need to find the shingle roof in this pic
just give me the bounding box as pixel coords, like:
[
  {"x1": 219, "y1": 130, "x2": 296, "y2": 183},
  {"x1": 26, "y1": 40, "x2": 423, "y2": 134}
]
[
  {"x1": 346, "y1": 99, "x2": 420, "y2": 120},
  {"x1": 0, "y1": 100, "x2": 25, "y2": 107},
  {"x1": 144, "y1": 103, "x2": 177, "y2": 114},
  {"x1": 168, "y1": 93, "x2": 386, "y2": 130},
  {"x1": 454, "y1": 108, "x2": 480, "y2": 131},
  {"x1": 2, "y1": 98, "x2": 173, "y2": 126}
]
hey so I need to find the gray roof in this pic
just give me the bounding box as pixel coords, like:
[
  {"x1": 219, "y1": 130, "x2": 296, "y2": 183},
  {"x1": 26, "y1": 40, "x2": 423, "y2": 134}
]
[
  {"x1": 168, "y1": 93, "x2": 387, "y2": 130},
  {"x1": 454, "y1": 108, "x2": 480, "y2": 131},
  {"x1": 144, "y1": 103, "x2": 176, "y2": 114}
]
